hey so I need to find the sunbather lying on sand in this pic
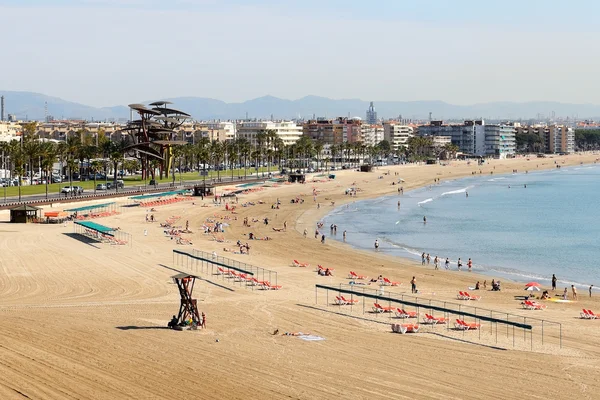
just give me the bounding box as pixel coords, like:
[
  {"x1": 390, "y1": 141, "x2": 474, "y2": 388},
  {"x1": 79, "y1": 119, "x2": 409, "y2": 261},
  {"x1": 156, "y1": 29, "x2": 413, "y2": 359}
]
[{"x1": 272, "y1": 329, "x2": 310, "y2": 336}]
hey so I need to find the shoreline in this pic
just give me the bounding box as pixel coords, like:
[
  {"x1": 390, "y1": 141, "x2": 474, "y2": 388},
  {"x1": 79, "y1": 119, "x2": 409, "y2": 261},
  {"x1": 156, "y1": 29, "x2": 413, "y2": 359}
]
[
  {"x1": 318, "y1": 164, "x2": 599, "y2": 290},
  {"x1": 294, "y1": 155, "x2": 600, "y2": 292}
]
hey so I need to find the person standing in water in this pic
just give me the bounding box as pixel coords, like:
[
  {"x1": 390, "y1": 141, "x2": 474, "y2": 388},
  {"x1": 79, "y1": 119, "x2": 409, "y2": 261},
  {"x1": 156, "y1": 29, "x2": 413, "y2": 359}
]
[
  {"x1": 457, "y1": 258, "x2": 463, "y2": 271},
  {"x1": 552, "y1": 274, "x2": 557, "y2": 291},
  {"x1": 466, "y1": 191, "x2": 468, "y2": 198},
  {"x1": 434, "y1": 256, "x2": 439, "y2": 270},
  {"x1": 423, "y1": 216, "x2": 427, "y2": 224},
  {"x1": 445, "y1": 257, "x2": 450, "y2": 270},
  {"x1": 397, "y1": 200, "x2": 400, "y2": 209},
  {"x1": 374, "y1": 239, "x2": 379, "y2": 250},
  {"x1": 421, "y1": 252, "x2": 426, "y2": 265},
  {"x1": 467, "y1": 258, "x2": 472, "y2": 272}
]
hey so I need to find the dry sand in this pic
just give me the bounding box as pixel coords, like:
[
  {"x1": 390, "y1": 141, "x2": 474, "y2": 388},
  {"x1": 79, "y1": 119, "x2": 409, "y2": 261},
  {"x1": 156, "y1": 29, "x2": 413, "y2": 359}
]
[{"x1": 1, "y1": 154, "x2": 600, "y2": 399}]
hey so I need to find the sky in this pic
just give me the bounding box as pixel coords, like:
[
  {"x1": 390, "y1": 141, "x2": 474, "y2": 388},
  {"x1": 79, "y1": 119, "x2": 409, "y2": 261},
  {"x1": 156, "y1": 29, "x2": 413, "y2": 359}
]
[{"x1": 1, "y1": 0, "x2": 600, "y2": 107}]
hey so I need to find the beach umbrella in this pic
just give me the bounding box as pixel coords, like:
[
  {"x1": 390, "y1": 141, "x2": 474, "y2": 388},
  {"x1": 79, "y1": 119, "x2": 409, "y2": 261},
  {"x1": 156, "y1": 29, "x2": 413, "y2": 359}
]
[{"x1": 525, "y1": 282, "x2": 541, "y2": 291}]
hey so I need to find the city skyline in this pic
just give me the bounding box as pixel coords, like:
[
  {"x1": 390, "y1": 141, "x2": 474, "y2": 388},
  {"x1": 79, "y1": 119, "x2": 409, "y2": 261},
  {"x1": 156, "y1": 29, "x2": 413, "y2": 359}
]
[{"x1": 2, "y1": 0, "x2": 600, "y2": 107}]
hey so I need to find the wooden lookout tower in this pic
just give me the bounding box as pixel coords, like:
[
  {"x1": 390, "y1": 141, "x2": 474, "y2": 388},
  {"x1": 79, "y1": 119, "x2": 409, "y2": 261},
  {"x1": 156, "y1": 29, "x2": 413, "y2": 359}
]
[{"x1": 170, "y1": 273, "x2": 201, "y2": 329}]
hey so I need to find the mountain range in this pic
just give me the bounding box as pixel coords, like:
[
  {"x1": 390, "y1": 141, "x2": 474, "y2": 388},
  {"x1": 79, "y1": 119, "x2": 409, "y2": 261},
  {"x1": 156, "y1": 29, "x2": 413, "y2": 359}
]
[{"x1": 2, "y1": 90, "x2": 600, "y2": 122}]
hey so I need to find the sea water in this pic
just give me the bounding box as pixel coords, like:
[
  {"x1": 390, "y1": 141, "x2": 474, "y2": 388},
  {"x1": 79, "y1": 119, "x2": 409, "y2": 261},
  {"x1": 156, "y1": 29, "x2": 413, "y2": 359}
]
[{"x1": 324, "y1": 164, "x2": 600, "y2": 289}]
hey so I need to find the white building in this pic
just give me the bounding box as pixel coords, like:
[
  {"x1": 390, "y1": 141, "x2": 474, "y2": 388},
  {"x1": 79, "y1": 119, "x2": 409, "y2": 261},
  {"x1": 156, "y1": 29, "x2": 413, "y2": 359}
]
[
  {"x1": 360, "y1": 124, "x2": 384, "y2": 147},
  {"x1": 0, "y1": 122, "x2": 21, "y2": 142},
  {"x1": 383, "y1": 122, "x2": 414, "y2": 151},
  {"x1": 236, "y1": 121, "x2": 302, "y2": 147}
]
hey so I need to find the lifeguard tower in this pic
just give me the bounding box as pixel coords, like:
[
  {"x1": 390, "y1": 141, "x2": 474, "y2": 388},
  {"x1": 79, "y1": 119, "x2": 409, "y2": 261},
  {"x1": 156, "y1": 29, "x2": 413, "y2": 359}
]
[{"x1": 169, "y1": 273, "x2": 201, "y2": 330}]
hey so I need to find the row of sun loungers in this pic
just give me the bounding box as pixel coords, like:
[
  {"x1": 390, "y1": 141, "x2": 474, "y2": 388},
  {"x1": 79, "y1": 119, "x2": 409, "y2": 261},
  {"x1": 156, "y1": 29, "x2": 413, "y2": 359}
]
[
  {"x1": 457, "y1": 291, "x2": 481, "y2": 301},
  {"x1": 216, "y1": 267, "x2": 282, "y2": 290},
  {"x1": 580, "y1": 309, "x2": 598, "y2": 319},
  {"x1": 82, "y1": 229, "x2": 127, "y2": 245},
  {"x1": 348, "y1": 271, "x2": 367, "y2": 280},
  {"x1": 454, "y1": 319, "x2": 481, "y2": 330},
  {"x1": 139, "y1": 196, "x2": 191, "y2": 208},
  {"x1": 75, "y1": 210, "x2": 119, "y2": 220}
]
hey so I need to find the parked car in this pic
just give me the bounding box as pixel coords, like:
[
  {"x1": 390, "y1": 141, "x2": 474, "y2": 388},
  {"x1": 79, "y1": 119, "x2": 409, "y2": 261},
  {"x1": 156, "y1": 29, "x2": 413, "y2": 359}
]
[
  {"x1": 74, "y1": 186, "x2": 84, "y2": 194},
  {"x1": 96, "y1": 184, "x2": 107, "y2": 191}
]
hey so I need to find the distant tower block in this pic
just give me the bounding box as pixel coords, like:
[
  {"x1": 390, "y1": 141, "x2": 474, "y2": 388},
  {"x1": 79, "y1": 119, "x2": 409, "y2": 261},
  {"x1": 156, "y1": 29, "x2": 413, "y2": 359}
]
[
  {"x1": 429, "y1": 112, "x2": 432, "y2": 122},
  {"x1": 366, "y1": 101, "x2": 377, "y2": 124},
  {"x1": 1, "y1": 96, "x2": 4, "y2": 121}
]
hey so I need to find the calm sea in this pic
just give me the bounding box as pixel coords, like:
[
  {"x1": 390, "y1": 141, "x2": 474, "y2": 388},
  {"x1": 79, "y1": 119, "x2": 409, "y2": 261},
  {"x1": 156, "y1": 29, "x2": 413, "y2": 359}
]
[{"x1": 323, "y1": 164, "x2": 600, "y2": 289}]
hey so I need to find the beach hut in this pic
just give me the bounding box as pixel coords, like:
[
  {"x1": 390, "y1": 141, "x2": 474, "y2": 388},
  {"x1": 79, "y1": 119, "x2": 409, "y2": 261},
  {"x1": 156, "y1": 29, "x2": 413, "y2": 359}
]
[{"x1": 10, "y1": 204, "x2": 41, "y2": 223}]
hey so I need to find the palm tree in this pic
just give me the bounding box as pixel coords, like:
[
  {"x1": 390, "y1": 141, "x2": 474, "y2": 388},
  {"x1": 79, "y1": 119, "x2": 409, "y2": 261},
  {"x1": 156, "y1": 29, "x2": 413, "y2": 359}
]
[
  {"x1": 210, "y1": 141, "x2": 224, "y2": 182},
  {"x1": 40, "y1": 141, "x2": 57, "y2": 199},
  {"x1": 255, "y1": 130, "x2": 268, "y2": 177},
  {"x1": 314, "y1": 141, "x2": 324, "y2": 172},
  {"x1": 194, "y1": 137, "x2": 210, "y2": 184},
  {"x1": 237, "y1": 138, "x2": 251, "y2": 180},
  {"x1": 90, "y1": 159, "x2": 103, "y2": 194}
]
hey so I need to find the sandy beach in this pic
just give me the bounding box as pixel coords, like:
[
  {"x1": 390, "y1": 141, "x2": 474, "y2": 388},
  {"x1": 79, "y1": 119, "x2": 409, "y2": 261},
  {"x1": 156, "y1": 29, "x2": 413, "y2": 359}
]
[{"x1": 1, "y1": 154, "x2": 600, "y2": 399}]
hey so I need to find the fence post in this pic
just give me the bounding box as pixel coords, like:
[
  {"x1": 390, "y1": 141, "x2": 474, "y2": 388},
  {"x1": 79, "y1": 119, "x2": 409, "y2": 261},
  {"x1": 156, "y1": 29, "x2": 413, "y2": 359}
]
[{"x1": 541, "y1": 320, "x2": 544, "y2": 346}]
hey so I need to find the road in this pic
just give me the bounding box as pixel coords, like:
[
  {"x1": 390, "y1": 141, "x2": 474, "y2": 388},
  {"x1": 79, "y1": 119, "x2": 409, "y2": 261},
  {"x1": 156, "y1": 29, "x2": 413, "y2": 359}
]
[{"x1": 0, "y1": 173, "x2": 278, "y2": 208}]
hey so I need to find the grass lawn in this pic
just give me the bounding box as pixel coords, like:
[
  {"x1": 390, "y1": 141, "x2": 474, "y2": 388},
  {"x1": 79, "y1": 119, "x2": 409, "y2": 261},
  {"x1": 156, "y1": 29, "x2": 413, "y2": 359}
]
[{"x1": 1, "y1": 167, "x2": 274, "y2": 198}]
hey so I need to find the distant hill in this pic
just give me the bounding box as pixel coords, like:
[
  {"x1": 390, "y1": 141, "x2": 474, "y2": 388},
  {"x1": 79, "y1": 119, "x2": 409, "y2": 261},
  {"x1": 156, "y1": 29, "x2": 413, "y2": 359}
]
[{"x1": 2, "y1": 90, "x2": 600, "y2": 121}]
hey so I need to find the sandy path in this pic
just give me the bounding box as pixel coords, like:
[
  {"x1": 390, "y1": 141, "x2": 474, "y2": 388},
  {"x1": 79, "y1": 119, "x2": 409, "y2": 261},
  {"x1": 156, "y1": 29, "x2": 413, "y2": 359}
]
[{"x1": 0, "y1": 154, "x2": 599, "y2": 399}]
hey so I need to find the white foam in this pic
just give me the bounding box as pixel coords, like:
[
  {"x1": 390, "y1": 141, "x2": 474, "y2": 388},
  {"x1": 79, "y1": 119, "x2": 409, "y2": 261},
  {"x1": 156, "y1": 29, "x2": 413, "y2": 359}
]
[
  {"x1": 441, "y1": 186, "x2": 473, "y2": 196},
  {"x1": 418, "y1": 198, "x2": 433, "y2": 206}
]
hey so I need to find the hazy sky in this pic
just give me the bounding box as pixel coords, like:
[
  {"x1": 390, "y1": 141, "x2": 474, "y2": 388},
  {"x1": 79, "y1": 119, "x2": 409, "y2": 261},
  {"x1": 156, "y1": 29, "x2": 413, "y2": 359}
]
[{"x1": 2, "y1": 0, "x2": 600, "y2": 107}]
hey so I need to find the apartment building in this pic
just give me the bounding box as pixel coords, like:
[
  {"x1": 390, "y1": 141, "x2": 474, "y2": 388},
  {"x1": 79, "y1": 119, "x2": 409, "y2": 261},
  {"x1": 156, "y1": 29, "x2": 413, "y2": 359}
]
[
  {"x1": 302, "y1": 118, "x2": 362, "y2": 145},
  {"x1": 419, "y1": 120, "x2": 482, "y2": 155},
  {"x1": 383, "y1": 122, "x2": 414, "y2": 151},
  {"x1": 236, "y1": 120, "x2": 302, "y2": 147},
  {"x1": 484, "y1": 125, "x2": 516, "y2": 158},
  {"x1": 514, "y1": 124, "x2": 574, "y2": 154},
  {"x1": 360, "y1": 124, "x2": 384, "y2": 147},
  {"x1": 0, "y1": 122, "x2": 21, "y2": 142}
]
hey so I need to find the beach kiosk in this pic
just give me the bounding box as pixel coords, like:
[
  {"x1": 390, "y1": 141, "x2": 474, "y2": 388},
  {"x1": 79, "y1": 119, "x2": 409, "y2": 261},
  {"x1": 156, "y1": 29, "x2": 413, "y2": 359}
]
[{"x1": 10, "y1": 204, "x2": 41, "y2": 223}]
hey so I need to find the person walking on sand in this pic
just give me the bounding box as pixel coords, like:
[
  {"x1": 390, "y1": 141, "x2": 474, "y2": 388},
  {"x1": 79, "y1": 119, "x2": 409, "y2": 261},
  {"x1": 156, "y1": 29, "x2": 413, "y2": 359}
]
[
  {"x1": 374, "y1": 239, "x2": 379, "y2": 250},
  {"x1": 590, "y1": 285, "x2": 594, "y2": 297},
  {"x1": 434, "y1": 256, "x2": 439, "y2": 270},
  {"x1": 321, "y1": 234, "x2": 326, "y2": 244},
  {"x1": 445, "y1": 257, "x2": 450, "y2": 270},
  {"x1": 457, "y1": 258, "x2": 462, "y2": 271},
  {"x1": 303, "y1": 228, "x2": 307, "y2": 238},
  {"x1": 426, "y1": 254, "x2": 431, "y2": 265},
  {"x1": 467, "y1": 258, "x2": 472, "y2": 272},
  {"x1": 563, "y1": 287, "x2": 568, "y2": 300},
  {"x1": 411, "y1": 276, "x2": 417, "y2": 294},
  {"x1": 572, "y1": 285, "x2": 578, "y2": 300},
  {"x1": 552, "y1": 274, "x2": 557, "y2": 291}
]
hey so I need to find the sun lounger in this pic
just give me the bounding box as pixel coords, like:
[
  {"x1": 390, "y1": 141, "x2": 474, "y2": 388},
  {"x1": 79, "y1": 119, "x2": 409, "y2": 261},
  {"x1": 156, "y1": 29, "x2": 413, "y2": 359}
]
[
  {"x1": 391, "y1": 323, "x2": 420, "y2": 334},
  {"x1": 317, "y1": 265, "x2": 334, "y2": 272},
  {"x1": 424, "y1": 314, "x2": 448, "y2": 324},
  {"x1": 340, "y1": 295, "x2": 358, "y2": 304},
  {"x1": 373, "y1": 303, "x2": 395, "y2": 313},
  {"x1": 394, "y1": 308, "x2": 418, "y2": 319},
  {"x1": 334, "y1": 296, "x2": 347, "y2": 305},
  {"x1": 458, "y1": 291, "x2": 481, "y2": 301},
  {"x1": 348, "y1": 271, "x2": 367, "y2": 280},
  {"x1": 586, "y1": 309, "x2": 598, "y2": 319},
  {"x1": 293, "y1": 259, "x2": 309, "y2": 267},
  {"x1": 260, "y1": 281, "x2": 282, "y2": 290},
  {"x1": 581, "y1": 309, "x2": 595, "y2": 319},
  {"x1": 382, "y1": 277, "x2": 400, "y2": 286},
  {"x1": 454, "y1": 319, "x2": 481, "y2": 330},
  {"x1": 523, "y1": 300, "x2": 546, "y2": 310}
]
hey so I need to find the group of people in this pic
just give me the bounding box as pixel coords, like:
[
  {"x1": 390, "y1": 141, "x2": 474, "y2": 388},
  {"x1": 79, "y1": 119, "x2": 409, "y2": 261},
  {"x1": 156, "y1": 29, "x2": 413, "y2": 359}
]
[{"x1": 420, "y1": 253, "x2": 473, "y2": 272}]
